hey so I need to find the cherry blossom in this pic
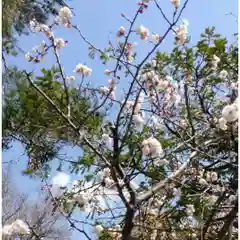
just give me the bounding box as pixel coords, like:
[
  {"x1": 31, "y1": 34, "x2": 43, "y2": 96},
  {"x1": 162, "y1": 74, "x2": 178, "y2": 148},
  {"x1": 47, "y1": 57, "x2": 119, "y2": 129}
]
[
  {"x1": 54, "y1": 38, "x2": 66, "y2": 49},
  {"x1": 56, "y1": 6, "x2": 72, "y2": 27},
  {"x1": 74, "y1": 64, "x2": 92, "y2": 76},
  {"x1": 2, "y1": 220, "x2": 30, "y2": 236},
  {"x1": 222, "y1": 104, "x2": 238, "y2": 122},
  {"x1": 151, "y1": 33, "x2": 160, "y2": 43},
  {"x1": 136, "y1": 25, "x2": 149, "y2": 40},
  {"x1": 175, "y1": 19, "x2": 189, "y2": 44},
  {"x1": 117, "y1": 26, "x2": 125, "y2": 37},
  {"x1": 94, "y1": 225, "x2": 104, "y2": 235}
]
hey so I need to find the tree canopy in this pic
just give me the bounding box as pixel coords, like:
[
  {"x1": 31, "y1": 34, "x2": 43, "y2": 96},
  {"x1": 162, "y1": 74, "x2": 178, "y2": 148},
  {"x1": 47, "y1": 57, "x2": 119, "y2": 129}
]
[
  {"x1": 2, "y1": 0, "x2": 238, "y2": 239},
  {"x1": 2, "y1": 0, "x2": 69, "y2": 55}
]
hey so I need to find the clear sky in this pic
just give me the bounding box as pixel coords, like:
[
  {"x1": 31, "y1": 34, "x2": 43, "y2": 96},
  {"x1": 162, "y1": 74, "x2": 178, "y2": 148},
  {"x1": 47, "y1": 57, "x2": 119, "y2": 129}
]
[{"x1": 3, "y1": 0, "x2": 237, "y2": 239}]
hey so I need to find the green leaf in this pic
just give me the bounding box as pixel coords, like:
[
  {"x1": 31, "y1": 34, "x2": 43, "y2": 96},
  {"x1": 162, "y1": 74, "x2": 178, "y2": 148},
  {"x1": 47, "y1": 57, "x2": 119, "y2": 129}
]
[{"x1": 214, "y1": 38, "x2": 227, "y2": 51}]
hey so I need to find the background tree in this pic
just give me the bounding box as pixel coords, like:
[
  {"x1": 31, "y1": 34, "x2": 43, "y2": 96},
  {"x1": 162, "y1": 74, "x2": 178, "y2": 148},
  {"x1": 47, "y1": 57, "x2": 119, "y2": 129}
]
[{"x1": 2, "y1": 165, "x2": 71, "y2": 239}]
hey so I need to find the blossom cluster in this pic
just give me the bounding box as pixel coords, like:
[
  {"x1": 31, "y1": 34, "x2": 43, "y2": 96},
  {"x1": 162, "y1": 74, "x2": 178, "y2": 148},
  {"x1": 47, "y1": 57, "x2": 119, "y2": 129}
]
[
  {"x1": 175, "y1": 19, "x2": 189, "y2": 44},
  {"x1": 218, "y1": 97, "x2": 238, "y2": 130},
  {"x1": 141, "y1": 137, "x2": 163, "y2": 156},
  {"x1": 55, "y1": 6, "x2": 72, "y2": 27},
  {"x1": 139, "y1": 70, "x2": 178, "y2": 107},
  {"x1": 136, "y1": 25, "x2": 149, "y2": 40},
  {"x1": 2, "y1": 220, "x2": 30, "y2": 236},
  {"x1": 74, "y1": 63, "x2": 92, "y2": 76}
]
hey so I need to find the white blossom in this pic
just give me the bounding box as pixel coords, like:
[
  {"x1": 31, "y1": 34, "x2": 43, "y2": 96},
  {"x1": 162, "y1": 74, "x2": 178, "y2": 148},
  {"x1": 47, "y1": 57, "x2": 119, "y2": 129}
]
[
  {"x1": 51, "y1": 184, "x2": 63, "y2": 197},
  {"x1": 133, "y1": 114, "x2": 144, "y2": 126},
  {"x1": 30, "y1": 21, "x2": 52, "y2": 37},
  {"x1": 210, "y1": 172, "x2": 218, "y2": 182},
  {"x1": 213, "y1": 55, "x2": 220, "y2": 63},
  {"x1": 2, "y1": 220, "x2": 30, "y2": 236},
  {"x1": 57, "y1": 7, "x2": 72, "y2": 26},
  {"x1": 206, "y1": 171, "x2": 218, "y2": 182},
  {"x1": 108, "y1": 79, "x2": 116, "y2": 89},
  {"x1": 73, "y1": 192, "x2": 89, "y2": 205},
  {"x1": 2, "y1": 224, "x2": 14, "y2": 235},
  {"x1": 110, "y1": 90, "x2": 115, "y2": 100},
  {"x1": 30, "y1": 20, "x2": 41, "y2": 32},
  {"x1": 222, "y1": 104, "x2": 238, "y2": 122},
  {"x1": 138, "y1": 91, "x2": 145, "y2": 103},
  {"x1": 191, "y1": 233, "x2": 197, "y2": 238},
  {"x1": 173, "y1": 187, "x2": 181, "y2": 197},
  {"x1": 151, "y1": 59, "x2": 157, "y2": 68},
  {"x1": 205, "y1": 172, "x2": 210, "y2": 182},
  {"x1": 198, "y1": 170, "x2": 204, "y2": 178},
  {"x1": 99, "y1": 86, "x2": 109, "y2": 95},
  {"x1": 142, "y1": 137, "x2": 163, "y2": 156},
  {"x1": 152, "y1": 34, "x2": 160, "y2": 43},
  {"x1": 94, "y1": 225, "x2": 104, "y2": 235},
  {"x1": 102, "y1": 168, "x2": 111, "y2": 177},
  {"x1": 25, "y1": 52, "x2": 31, "y2": 62},
  {"x1": 123, "y1": 100, "x2": 134, "y2": 110},
  {"x1": 171, "y1": 232, "x2": 177, "y2": 238},
  {"x1": 150, "y1": 229, "x2": 158, "y2": 240},
  {"x1": 231, "y1": 82, "x2": 238, "y2": 90},
  {"x1": 229, "y1": 195, "x2": 236, "y2": 202},
  {"x1": 159, "y1": 80, "x2": 169, "y2": 89},
  {"x1": 127, "y1": 52, "x2": 134, "y2": 63},
  {"x1": 104, "y1": 177, "x2": 115, "y2": 187},
  {"x1": 74, "y1": 64, "x2": 92, "y2": 76},
  {"x1": 12, "y1": 220, "x2": 31, "y2": 234},
  {"x1": 136, "y1": 25, "x2": 149, "y2": 40},
  {"x1": 72, "y1": 180, "x2": 79, "y2": 188},
  {"x1": 219, "y1": 69, "x2": 228, "y2": 78},
  {"x1": 29, "y1": 20, "x2": 49, "y2": 33},
  {"x1": 117, "y1": 26, "x2": 125, "y2": 37},
  {"x1": 199, "y1": 178, "x2": 208, "y2": 185},
  {"x1": 102, "y1": 133, "x2": 113, "y2": 147},
  {"x1": 211, "y1": 55, "x2": 220, "y2": 70},
  {"x1": 126, "y1": 42, "x2": 137, "y2": 51},
  {"x1": 66, "y1": 76, "x2": 75, "y2": 83},
  {"x1": 180, "y1": 119, "x2": 188, "y2": 129},
  {"x1": 175, "y1": 19, "x2": 188, "y2": 44},
  {"x1": 142, "y1": 145, "x2": 150, "y2": 156},
  {"x1": 54, "y1": 38, "x2": 66, "y2": 49},
  {"x1": 59, "y1": 6, "x2": 72, "y2": 19},
  {"x1": 218, "y1": 117, "x2": 228, "y2": 130}
]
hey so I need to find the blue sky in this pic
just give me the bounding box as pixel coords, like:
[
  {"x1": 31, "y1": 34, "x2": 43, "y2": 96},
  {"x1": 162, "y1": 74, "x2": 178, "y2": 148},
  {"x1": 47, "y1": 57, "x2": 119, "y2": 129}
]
[{"x1": 3, "y1": 0, "x2": 237, "y2": 239}]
